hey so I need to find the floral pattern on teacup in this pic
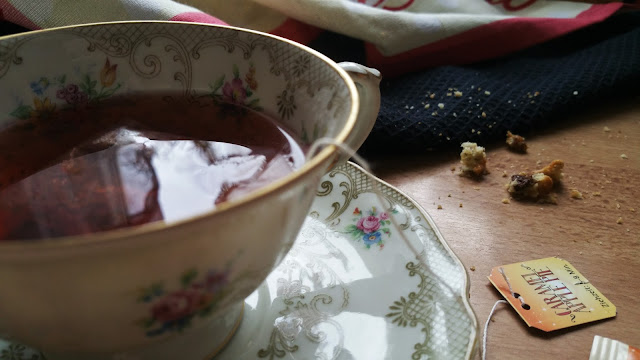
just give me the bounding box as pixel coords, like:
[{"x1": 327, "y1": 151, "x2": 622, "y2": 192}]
[
  {"x1": 344, "y1": 207, "x2": 397, "y2": 249},
  {"x1": 9, "y1": 58, "x2": 122, "y2": 120},
  {"x1": 207, "y1": 63, "x2": 262, "y2": 111},
  {"x1": 135, "y1": 268, "x2": 230, "y2": 337}
]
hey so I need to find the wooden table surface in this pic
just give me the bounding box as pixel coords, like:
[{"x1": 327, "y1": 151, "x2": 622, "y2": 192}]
[{"x1": 371, "y1": 99, "x2": 639, "y2": 360}]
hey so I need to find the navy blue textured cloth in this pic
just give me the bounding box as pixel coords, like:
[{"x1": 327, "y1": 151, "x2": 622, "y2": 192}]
[{"x1": 310, "y1": 10, "x2": 640, "y2": 155}]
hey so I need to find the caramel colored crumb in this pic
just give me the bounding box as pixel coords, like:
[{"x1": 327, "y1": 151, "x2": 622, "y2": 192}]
[
  {"x1": 437, "y1": 205, "x2": 443, "y2": 210},
  {"x1": 459, "y1": 203, "x2": 463, "y2": 208},
  {"x1": 469, "y1": 266, "x2": 476, "y2": 271},
  {"x1": 617, "y1": 217, "x2": 623, "y2": 224},
  {"x1": 502, "y1": 170, "x2": 508, "y2": 178},
  {"x1": 593, "y1": 192, "x2": 601, "y2": 196},
  {"x1": 459, "y1": 142, "x2": 488, "y2": 177},
  {"x1": 536, "y1": 160, "x2": 564, "y2": 183},
  {"x1": 570, "y1": 189, "x2": 583, "y2": 199},
  {"x1": 502, "y1": 198, "x2": 511, "y2": 204},
  {"x1": 505, "y1": 131, "x2": 527, "y2": 153},
  {"x1": 506, "y1": 163, "x2": 560, "y2": 204}
]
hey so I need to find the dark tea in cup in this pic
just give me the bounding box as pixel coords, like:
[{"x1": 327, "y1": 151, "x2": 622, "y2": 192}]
[{"x1": 0, "y1": 95, "x2": 305, "y2": 240}]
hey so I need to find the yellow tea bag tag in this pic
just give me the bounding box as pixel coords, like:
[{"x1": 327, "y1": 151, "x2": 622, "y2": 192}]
[{"x1": 488, "y1": 257, "x2": 616, "y2": 331}]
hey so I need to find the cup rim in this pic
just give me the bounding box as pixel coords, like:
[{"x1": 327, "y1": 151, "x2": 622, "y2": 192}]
[{"x1": 0, "y1": 20, "x2": 360, "y2": 251}]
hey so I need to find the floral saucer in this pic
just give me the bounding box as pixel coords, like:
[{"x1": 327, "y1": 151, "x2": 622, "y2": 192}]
[{"x1": 0, "y1": 162, "x2": 478, "y2": 360}]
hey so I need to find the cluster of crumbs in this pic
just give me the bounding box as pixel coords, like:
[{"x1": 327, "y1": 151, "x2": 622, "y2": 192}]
[
  {"x1": 506, "y1": 160, "x2": 564, "y2": 204},
  {"x1": 459, "y1": 142, "x2": 488, "y2": 177}
]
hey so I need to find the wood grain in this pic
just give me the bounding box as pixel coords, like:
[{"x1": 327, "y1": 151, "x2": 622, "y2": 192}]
[{"x1": 371, "y1": 99, "x2": 640, "y2": 359}]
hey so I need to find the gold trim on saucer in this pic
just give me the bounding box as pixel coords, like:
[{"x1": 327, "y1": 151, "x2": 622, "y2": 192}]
[{"x1": 204, "y1": 303, "x2": 244, "y2": 359}]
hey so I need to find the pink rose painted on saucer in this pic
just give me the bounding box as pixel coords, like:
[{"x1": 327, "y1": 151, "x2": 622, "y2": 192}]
[
  {"x1": 346, "y1": 207, "x2": 397, "y2": 249},
  {"x1": 356, "y1": 215, "x2": 381, "y2": 233}
]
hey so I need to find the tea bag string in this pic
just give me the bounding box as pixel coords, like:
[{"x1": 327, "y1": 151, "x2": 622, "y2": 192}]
[
  {"x1": 306, "y1": 138, "x2": 463, "y2": 309},
  {"x1": 483, "y1": 299, "x2": 507, "y2": 360},
  {"x1": 481, "y1": 268, "x2": 526, "y2": 359}
]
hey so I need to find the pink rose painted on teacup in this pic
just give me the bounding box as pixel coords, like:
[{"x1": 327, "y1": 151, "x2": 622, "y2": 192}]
[
  {"x1": 222, "y1": 78, "x2": 247, "y2": 104},
  {"x1": 208, "y1": 64, "x2": 263, "y2": 111},
  {"x1": 150, "y1": 289, "x2": 201, "y2": 323},
  {"x1": 379, "y1": 212, "x2": 389, "y2": 220},
  {"x1": 356, "y1": 215, "x2": 381, "y2": 233},
  {"x1": 137, "y1": 267, "x2": 233, "y2": 337}
]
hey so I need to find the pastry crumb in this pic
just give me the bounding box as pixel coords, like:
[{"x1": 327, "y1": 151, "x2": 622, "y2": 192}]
[
  {"x1": 620, "y1": 154, "x2": 628, "y2": 159},
  {"x1": 570, "y1": 189, "x2": 583, "y2": 199},
  {"x1": 447, "y1": 193, "x2": 452, "y2": 197},
  {"x1": 454, "y1": 91, "x2": 463, "y2": 97},
  {"x1": 592, "y1": 192, "x2": 601, "y2": 196},
  {"x1": 616, "y1": 203, "x2": 621, "y2": 209},
  {"x1": 506, "y1": 131, "x2": 527, "y2": 153},
  {"x1": 507, "y1": 173, "x2": 553, "y2": 201},
  {"x1": 603, "y1": 126, "x2": 611, "y2": 132},
  {"x1": 617, "y1": 217, "x2": 623, "y2": 224},
  {"x1": 438, "y1": 103, "x2": 445, "y2": 109},
  {"x1": 502, "y1": 170, "x2": 508, "y2": 178},
  {"x1": 437, "y1": 205, "x2": 443, "y2": 210},
  {"x1": 502, "y1": 198, "x2": 511, "y2": 204},
  {"x1": 459, "y1": 203, "x2": 463, "y2": 208},
  {"x1": 506, "y1": 159, "x2": 564, "y2": 203},
  {"x1": 469, "y1": 266, "x2": 476, "y2": 271},
  {"x1": 459, "y1": 142, "x2": 488, "y2": 177},
  {"x1": 537, "y1": 160, "x2": 564, "y2": 183}
]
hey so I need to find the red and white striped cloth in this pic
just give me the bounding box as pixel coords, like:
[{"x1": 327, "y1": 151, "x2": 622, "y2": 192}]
[{"x1": 0, "y1": 0, "x2": 632, "y2": 76}]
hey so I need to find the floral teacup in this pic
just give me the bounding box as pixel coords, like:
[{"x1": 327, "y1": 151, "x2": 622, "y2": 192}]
[{"x1": 0, "y1": 21, "x2": 380, "y2": 360}]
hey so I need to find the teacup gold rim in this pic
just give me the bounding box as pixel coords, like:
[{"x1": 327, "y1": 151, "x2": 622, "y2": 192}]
[{"x1": 0, "y1": 20, "x2": 360, "y2": 252}]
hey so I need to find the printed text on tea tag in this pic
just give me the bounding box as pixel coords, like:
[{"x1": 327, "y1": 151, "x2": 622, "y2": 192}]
[{"x1": 488, "y1": 257, "x2": 616, "y2": 331}]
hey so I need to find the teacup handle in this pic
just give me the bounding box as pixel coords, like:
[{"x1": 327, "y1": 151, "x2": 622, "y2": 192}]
[{"x1": 336, "y1": 62, "x2": 381, "y2": 163}]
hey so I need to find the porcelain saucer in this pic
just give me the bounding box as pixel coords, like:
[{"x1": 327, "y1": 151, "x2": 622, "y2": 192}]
[{"x1": 0, "y1": 162, "x2": 478, "y2": 360}]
